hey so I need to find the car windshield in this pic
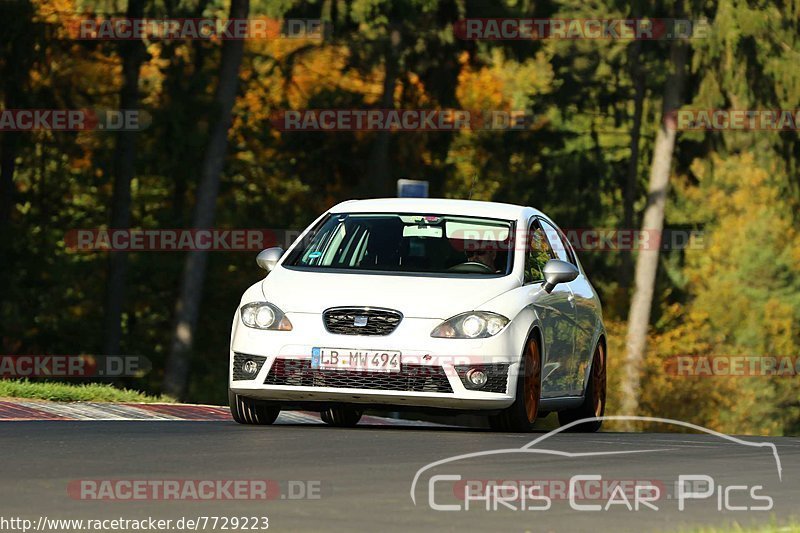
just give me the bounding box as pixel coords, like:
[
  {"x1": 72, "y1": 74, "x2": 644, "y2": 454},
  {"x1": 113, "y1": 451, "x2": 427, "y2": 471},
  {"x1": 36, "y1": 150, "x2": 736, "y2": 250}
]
[{"x1": 285, "y1": 213, "x2": 514, "y2": 276}]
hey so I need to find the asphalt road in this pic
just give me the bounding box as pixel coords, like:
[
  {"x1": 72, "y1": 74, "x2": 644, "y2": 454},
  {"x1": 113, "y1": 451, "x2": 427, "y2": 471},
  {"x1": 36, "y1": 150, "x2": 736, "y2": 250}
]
[{"x1": 1, "y1": 419, "x2": 799, "y2": 532}]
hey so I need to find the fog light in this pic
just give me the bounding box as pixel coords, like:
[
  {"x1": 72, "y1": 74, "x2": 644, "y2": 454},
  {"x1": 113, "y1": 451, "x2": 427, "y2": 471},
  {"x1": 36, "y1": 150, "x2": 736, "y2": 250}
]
[
  {"x1": 242, "y1": 359, "x2": 259, "y2": 378},
  {"x1": 466, "y1": 368, "x2": 488, "y2": 388}
]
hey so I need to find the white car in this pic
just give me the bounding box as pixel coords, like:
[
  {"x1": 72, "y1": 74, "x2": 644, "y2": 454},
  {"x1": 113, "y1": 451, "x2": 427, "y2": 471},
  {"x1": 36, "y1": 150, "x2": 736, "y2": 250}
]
[{"x1": 228, "y1": 198, "x2": 606, "y2": 432}]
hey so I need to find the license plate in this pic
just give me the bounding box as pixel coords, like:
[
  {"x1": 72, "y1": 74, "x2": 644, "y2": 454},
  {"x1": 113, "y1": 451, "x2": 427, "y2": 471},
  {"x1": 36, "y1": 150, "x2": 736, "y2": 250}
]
[{"x1": 311, "y1": 348, "x2": 401, "y2": 373}]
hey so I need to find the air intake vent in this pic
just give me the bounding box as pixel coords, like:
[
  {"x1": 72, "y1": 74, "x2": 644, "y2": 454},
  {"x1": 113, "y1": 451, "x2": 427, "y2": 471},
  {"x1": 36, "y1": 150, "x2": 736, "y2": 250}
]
[{"x1": 264, "y1": 359, "x2": 452, "y2": 393}]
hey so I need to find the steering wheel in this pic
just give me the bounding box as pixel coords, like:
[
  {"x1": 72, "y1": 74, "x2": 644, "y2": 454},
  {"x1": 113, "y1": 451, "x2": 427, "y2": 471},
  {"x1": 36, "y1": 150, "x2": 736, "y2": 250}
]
[{"x1": 447, "y1": 261, "x2": 495, "y2": 274}]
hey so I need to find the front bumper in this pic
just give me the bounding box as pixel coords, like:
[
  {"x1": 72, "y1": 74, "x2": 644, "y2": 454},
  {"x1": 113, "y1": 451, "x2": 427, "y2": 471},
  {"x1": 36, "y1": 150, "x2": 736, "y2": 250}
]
[{"x1": 229, "y1": 312, "x2": 520, "y2": 410}]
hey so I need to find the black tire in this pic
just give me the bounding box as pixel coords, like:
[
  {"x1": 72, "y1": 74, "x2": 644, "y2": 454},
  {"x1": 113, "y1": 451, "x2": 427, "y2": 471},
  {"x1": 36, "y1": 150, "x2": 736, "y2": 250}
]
[
  {"x1": 229, "y1": 389, "x2": 280, "y2": 425},
  {"x1": 557, "y1": 340, "x2": 606, "y2": 432},
  {"x1": 488, "y1": 334, "x2": 542, "y2": 432},
  {"x1": 320, "y1": 406, "x2": 362, "y2": 427}
]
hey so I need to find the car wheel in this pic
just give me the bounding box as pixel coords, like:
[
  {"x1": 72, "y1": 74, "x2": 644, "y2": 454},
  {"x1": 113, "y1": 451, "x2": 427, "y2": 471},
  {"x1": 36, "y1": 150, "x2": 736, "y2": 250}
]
[
  {"x1": 557, "y1": 340, "x2": 606, "y2": 432},
  {"x1": 488, "y1": 334, "x2": 542, "y2": 432},
  {"x1": 320, "y1": 406, "x2": 363, "y2": 427},
  {"x1": 229, "y1": 389, "x2": 280, "y2": 425}
]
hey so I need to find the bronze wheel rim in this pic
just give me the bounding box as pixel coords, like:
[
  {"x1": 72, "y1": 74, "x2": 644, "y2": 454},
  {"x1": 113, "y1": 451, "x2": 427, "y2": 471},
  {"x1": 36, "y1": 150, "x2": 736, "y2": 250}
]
[
  {"x1": 523, "y1": 339, "x2": 542, "y2": 424},
  {"x1": 591, "y1": 343, "x2": 606, "y2": 417}
]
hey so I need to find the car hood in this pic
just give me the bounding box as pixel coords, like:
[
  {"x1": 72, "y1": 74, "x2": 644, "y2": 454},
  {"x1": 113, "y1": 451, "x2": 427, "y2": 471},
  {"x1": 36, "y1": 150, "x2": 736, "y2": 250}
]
[{"x1": 260, "y1": 267, "x2": 520, "y2": 319}]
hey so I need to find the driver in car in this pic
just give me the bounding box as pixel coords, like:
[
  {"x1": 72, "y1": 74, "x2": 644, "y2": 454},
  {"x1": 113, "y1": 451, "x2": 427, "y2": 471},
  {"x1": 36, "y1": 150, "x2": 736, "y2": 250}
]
[{"x1": 466, "y1": 248, "x2": 497, "y2": 271}]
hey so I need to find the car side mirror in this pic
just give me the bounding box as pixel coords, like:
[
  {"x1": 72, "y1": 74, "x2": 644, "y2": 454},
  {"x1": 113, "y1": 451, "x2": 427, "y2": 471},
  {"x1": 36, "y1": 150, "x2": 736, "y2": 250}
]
[
  {"x1": 256, "y1": 247, "x2": 284, "y2": 273},
  {"x1": 542, "y1": 259, "x2": 579, "y2": 293}
]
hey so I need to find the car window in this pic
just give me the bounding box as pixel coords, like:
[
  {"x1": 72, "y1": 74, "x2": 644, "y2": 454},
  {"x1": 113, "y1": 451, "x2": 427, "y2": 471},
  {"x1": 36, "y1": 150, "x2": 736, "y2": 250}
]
[
  {"x1": 525, "y1": 219, "x2": 554, "y2": 283},
  {"x1": 540, "y1": 219, "x2": 576, "y2": 265},
  {"x1": 286, "y1": 213, "x2": 515, "y2": 276}
]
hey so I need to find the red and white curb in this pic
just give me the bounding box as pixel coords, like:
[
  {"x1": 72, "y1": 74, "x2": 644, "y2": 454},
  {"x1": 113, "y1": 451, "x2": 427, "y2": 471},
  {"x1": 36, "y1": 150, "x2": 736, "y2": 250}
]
[{"x1": 0, "y1": 400, "x2": 442, "y2": 426}]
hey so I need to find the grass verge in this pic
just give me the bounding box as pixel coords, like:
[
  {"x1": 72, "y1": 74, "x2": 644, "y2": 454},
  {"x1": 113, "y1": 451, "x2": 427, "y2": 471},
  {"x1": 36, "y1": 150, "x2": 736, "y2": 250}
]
[
  {"x1": 678, "y1": 521, "x2": 800, "y2": 532},
  {"x1": 0, "y1": 379, "x2": 174, "y2": 403}
]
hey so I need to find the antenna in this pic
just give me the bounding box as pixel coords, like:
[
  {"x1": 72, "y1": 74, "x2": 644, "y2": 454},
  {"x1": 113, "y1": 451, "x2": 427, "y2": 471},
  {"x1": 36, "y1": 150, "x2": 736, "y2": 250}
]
[{"x1": 468, "y1": 173, "x2": 478, "y2": 200}]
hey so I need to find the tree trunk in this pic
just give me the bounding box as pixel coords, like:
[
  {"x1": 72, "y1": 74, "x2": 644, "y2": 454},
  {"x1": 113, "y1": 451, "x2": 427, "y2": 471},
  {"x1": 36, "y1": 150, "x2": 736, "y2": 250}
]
[
  {"x1": 0, "y1": 0, "x2": 34, "y2": 229},
  {"x1": 163, "y1": 0, "x2": 249, "y2": 398},
  {"x1": 0, "y1": 115, "x2": 18, "y2": 282},
  {"x1": 360, "y1": 26, "x2": 400, "y2": 198},
  {"x1": 620, "y1": 40, "x2": 688, "y2": 419},
  {"x1": 103, "y1": 0, "x2": 146, "y2": 357},
  {"x1": 620, "y1": 0, "x2": 645, "y2": 292},
  {"x1": 0, "y1": 119, "x2": 18, "y2": 228},
  {"x1": 165, "y1": 0, "x2": 209, "y2": 225},
  {"x1": 623, "y1": 75, "x2": 645, "y2": 239}
]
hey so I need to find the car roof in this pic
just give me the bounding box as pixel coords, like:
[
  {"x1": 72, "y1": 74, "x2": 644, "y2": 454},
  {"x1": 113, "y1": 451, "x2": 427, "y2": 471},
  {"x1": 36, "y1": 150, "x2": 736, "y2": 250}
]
[{"x1": 328, "y1": 198, "x2": 538, "y2": 220}]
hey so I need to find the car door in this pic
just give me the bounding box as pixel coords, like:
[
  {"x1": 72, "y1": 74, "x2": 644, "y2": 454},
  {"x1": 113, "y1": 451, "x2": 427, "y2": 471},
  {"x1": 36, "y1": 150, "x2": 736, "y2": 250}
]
[
  {"x1": 524, "y1": 218, "x2": 577, "y2": 398},
  {"x1": 540, "y1": 218, "x2": 593, "y2": 396}
]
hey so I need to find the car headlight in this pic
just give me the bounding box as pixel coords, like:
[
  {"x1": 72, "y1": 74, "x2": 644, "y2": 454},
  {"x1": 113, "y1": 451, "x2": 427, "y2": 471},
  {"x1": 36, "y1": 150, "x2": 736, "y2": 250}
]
[
  {"x1": 240, "y1": 302, "x2": 293, "y2": 330},
  {"x1": 431, "y1": 311, "x2": 509, "y2": 339}
]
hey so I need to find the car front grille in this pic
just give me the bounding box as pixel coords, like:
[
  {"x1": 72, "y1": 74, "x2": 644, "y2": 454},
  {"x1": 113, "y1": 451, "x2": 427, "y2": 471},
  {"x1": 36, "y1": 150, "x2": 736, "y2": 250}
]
[
  {"x1": 232, "y1": 353, "x2": 268, "y2": 380},
  {"x1": 322, "y1": 307, "x2": 402, "y2": 336},
  {"x1": 454, "y1": 364, "x2": 510, "y2": 394},
  {"x1": 264, "y1": 359, "x2": 453, "y2": 393}
]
